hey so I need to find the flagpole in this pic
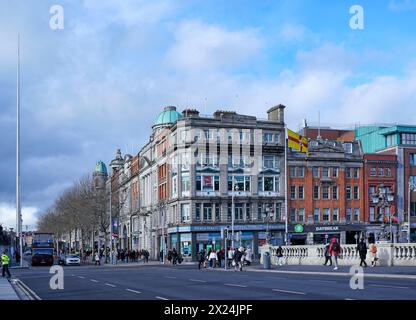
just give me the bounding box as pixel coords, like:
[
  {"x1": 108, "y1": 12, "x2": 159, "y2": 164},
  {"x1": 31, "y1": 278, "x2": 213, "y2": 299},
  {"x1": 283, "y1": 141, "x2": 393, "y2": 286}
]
[{"x1": 284, "y1": 126, "x2": 289, "y2": 246}]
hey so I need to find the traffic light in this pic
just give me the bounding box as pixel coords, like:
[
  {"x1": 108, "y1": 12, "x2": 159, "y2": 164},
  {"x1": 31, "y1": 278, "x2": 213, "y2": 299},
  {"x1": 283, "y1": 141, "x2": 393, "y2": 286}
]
[{"x1": 222, "y1": 228, "x2": 228, "y2": 239}]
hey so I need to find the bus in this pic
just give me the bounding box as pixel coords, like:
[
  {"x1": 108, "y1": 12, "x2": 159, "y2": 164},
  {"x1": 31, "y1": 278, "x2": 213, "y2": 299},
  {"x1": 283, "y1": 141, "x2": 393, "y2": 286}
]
[{"x1": 31, "y1": 232, "x2": 54, "y2": 266}]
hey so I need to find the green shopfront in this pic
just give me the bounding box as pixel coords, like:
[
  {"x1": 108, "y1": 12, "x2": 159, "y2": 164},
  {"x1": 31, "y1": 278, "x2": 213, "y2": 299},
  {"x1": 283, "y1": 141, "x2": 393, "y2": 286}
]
[{"x1": 167, "y1": 223, "x2": 286, "y2": 261}]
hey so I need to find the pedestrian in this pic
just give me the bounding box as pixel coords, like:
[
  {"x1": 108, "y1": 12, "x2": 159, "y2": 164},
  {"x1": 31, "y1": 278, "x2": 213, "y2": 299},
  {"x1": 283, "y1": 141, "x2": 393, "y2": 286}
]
[
  {"x1": 209, "y1": 249, "x2": 217, "y2": 268},
  {"x1": 217, "y1": 249, "x2": 222, "y2": 268},
  {"x1": 369, "y1": 242, "x2": 378, "y2": 267},
  {"x1": 276, "y1": 246, "x2": 284, "y2": 266},
  {"x1": 234, "y1": 247, "x2": 244, "y2": 271},
  {"x1": 167, "y1": 250, "x2": 172, "y2": 264},
  {"x1": 357, "y1": 239, "x2": 368, "y2": 267},
  {"x1": 329, "y1": 237, "x2": 341, "y2": 270},
  {"x1": 1, "y1": 250, "x2": 11, "y2": 278},
  {"x1": 198, "y1": 249, "x2": 206, "y2": 270},
  {"x1": 323, "y1": 243, "x2": 332, "y2": 266},
  {"x1": 94, "y1": 252, "x2": 101, "y2": 266},
  {"x1": 244, "y1": 247, "x2": 252, "y2": 266},
  {"x1": 160, "y1": 250, "x2": 163, "y2": 262},
  {"x1": 227, "y1": 247, "x2": 234, "y2": 268}
]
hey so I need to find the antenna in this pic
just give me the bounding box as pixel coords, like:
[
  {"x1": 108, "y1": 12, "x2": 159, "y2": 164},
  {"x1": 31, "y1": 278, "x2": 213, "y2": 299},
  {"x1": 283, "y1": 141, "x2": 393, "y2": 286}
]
[
  {"x1": 204, "y1": 97, "x2": 207, "y2": 116},
  {"x1": 317, "y1": 110, "x2": 321, "y2": 139}
]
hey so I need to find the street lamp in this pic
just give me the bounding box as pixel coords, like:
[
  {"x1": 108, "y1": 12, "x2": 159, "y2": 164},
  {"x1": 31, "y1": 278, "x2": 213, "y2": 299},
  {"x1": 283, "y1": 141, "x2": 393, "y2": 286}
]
[
  {"x1": 262, "y1": 204, "x2": 274, "y2": 244},
  {"x1": 231, "y1": 177, "x2": 240, "y2": 249},
  {"x1": 408, "y1": 179, "x2": 416, "y2": 243},
  {"x1": 371, "y1": 184, "x2": 395, "y2": 243}
]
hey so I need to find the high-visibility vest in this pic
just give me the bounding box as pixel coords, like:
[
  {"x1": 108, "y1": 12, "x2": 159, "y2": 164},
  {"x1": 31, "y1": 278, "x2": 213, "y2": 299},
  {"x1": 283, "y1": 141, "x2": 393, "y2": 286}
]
[{"x1": 1, "y1": 254, "x2": 10, "y2": 265}]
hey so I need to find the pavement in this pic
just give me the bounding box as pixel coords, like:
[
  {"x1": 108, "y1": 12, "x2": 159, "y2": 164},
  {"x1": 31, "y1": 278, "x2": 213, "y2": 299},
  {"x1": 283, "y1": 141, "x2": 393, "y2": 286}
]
[
  {"x1": 0, "y1": 277, "x2": 20, "y2": 300},
  {"x1": 8, "y1": 262, "x2": 416, "y2": 300}
]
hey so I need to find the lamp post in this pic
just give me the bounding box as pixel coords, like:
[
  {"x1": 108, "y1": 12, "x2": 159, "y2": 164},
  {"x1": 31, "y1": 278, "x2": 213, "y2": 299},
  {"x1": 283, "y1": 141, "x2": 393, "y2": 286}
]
[
  {"x1": 408, "y1": 179, "x2": 416, "y2": 243},
  {"x1": 231, "y1": 177, "x2": 239, "y2": 249},
  {"x1": 371, "y1": 184, "x2": 395, "y2": 243},
  {"x1": 263, "y1": 204, "x2": 274, "y2": 244}
]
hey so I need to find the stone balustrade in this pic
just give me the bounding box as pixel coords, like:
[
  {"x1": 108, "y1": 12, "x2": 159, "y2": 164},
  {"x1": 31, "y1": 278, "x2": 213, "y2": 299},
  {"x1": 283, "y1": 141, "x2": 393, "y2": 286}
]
[{"x1": 261, "y1": 243, "x2": 416, "y2": 267}]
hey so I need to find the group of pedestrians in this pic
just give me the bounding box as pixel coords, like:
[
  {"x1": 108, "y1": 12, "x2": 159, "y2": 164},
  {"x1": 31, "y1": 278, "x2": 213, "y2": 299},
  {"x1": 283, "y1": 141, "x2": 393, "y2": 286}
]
[
  {"x1": 165, "y1": 248, "x2": 183, "y2": 265},
  {"x1": 116, "y1": 249, "x2": 150, "y2": 263},
  {"x1": 197, "y1": 246, "x2": 252, "y2": 271}
]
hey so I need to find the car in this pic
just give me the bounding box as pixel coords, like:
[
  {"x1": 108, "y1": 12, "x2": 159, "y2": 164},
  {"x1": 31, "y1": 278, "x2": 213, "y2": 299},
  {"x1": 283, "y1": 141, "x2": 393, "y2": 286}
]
[{"x1": 62, "y1": 254, "x2": 81, "y2": 266}]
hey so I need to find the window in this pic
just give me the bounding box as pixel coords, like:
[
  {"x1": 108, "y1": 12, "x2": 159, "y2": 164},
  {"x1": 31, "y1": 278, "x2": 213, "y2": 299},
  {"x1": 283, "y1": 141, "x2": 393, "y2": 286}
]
[
  {"x1": 402, "y1": 133, "x2": 416, "y2": 145},
  {"x1": 181, "y1": 204, "x2": 190, "y2": 222},
  {"x1": 369, "y1": 186, "x2": 376, "y2": 195},
  {"x1": 196, "y1": 175, "x2": 220, "y2": 192},
  {"x1": 313, "y1": 186, "x2": 320, "y2": 199},
  {"x1": 377, "y1": 168, "x2": 383, "y2": 176},
  {"x1": 313, "y1": 167, "x2": 320, "y2": 178},
  {"x1": 410, "y1": 176, "x2": 416, "y2": 186},
  {"x1": 257, "y1": 204, "x2": 262, "y2": 220},
  {"x1": 343, "y1": 143, "x2": 353, "y2": 153},
  {"x1": 354, "y1": 208, "x2": 360, "y2": 221},
  {"x1": 354, "y1": 168, "x2": 359, "y2": 179},
  {"x1": 370, "y1": 207, "x2": 375, "y2": 222},
  {"x1": 195, "y1": 203, "x2": 201, "y2": 221},
  {"x1": 322, "y1": 186, "x2": 330, "y2": 200},
  {"x1": 370, "y1": 168, "x2": 376, "y2": 176},
  {"x1": 235, "y1": 203, "x2": 243, "y2": 220},
  {"x1": 215, "y1": 204, "x2": 221, "y2": 221},
  {"x1": 387, "y1": 134, "x2": 394, "y2": 147},
  {"x1": 246, "y1": 204, "x2": 251, "y2": 221},
  {"x1": 290, "y1": 166, "x2": 296, "y2": 178},
  {"x1": 297, "y1": 167, "x2": 304, "y2": 178},
  {"x1": 386, "y1": 168, "x2": 391, "y2": 177},
  {"x1": 298, "y1": 208, "x2": 305, "y2": 222},
  {"x1": 171, "y1": 176, "x2": 178, "y2": 197},
  {"x1": 228, "y1": 175, "x2": 250, "y2": 192},
  {"x1": 323, "y1": 208, "x2": 330, "y2": 221},
  {"x1": 346, "y1": 208, "x2": 352, "y2": 222},
  {"x1": 410, "y1": 154, "x2": 416, "y2": 166},
  {"x1": 314, "y1": 208, "x2": 320, "y2": 222},
  {"x1": 322, "y1": 167, "x2": 329, "y2": 178},
  {"x1": 258, "y1": 176, "x2": 279, "y2": 192},
  {"x1": 264, "y1": 133, "x2": 274, "y2": 143},
  {"x1": 227, "y1": 203, "x2": 232, "y2": 221},
  {"x1": 411, "y1": 202, "x2": 416, "y2": 217},
  {"x1": 181, "y1": 174, "x2": 190, "y2": 195},
  {"x1": 353, "y1": 186, "x2": 359, "y2": 200},
  {"x1": 332, "y1": 167, "x2": 339, "y2": 178},
  {"x1": 290, "y1": 186, "x2": 296, "y2": 199},
  {"x1": 263, "y1": 155, "x2": 277, "y2": 169},
  {"x1": 332, "y1": 208, "x2": 339, "y2": 221},
  {"x1": 203, "y1": 204, "x2": 212, "y2": 221},
  {"x1": 346, "y1": 168, "x2": 352, "y2": 178},
  {"x1": 332, "y1": 186, "x2": 338, "y2": 200},
  {"x1": 298, "y1": 186, "x2": 304, "y2": 199},
  {"x1": 346, "y1": 186, "x2": 352, "y2": 200},
  {"x1": 290, "y1": 208, "x2": 296, "y2": 222}
]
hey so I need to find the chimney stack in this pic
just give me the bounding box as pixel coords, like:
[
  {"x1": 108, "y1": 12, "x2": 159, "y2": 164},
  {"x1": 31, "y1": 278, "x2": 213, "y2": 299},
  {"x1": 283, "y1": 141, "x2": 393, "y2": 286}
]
[{"x1": 267, "y1": 104, "x2": 286, "y2": 123}]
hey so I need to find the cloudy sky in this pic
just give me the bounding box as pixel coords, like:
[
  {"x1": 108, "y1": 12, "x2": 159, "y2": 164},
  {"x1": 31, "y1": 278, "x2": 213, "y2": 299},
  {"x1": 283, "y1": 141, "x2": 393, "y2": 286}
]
[{"x1": 1, "y1": 0, "x2": 416, "y2": 229}]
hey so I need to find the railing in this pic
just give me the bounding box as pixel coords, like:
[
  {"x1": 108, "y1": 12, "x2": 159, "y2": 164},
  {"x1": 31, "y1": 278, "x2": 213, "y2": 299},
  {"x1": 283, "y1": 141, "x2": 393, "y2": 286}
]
[{"x1": 262, "y1": 243, "x2": 416, "y2": 266}]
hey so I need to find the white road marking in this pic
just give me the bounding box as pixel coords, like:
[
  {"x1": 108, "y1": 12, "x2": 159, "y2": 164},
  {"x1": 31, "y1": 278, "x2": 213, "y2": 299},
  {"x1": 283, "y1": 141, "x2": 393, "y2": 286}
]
[
  {"x1": 165, "y1": 276, "x2": 177, "y2": 279},
  {"x1": 345, "y1": 298, "x2": 357, "y2": 300},
  {"x1": 78, "y1": 276, "x2": 85, "y2": 279},
  {"x1": 156, "y1": 296, "x2": 169, "y2": 300},
  {"x1": 105, "y1": 283, "x2": 116, "y2": 287},
  {"x1": 272, "y1": 289, "x2": 306, "y2": 295},
  {"x1": 90, "y1": 279, "x2": 99, "y2": 283},
  {"x1": 309, "y1": 279, "x2": 336, "y2": 283},
  {"x1": 189, "y1": 279, "x2": 207, "y2": 283},
  {"x1": 370, "y1": 284, "x2": 409, "y2": 289},
  {"x1": 224, "y1": 283, "x2": 247, "y2": 288},
  {"x1": 126, "y1": 289, "x2": 141, "y2": 294}
]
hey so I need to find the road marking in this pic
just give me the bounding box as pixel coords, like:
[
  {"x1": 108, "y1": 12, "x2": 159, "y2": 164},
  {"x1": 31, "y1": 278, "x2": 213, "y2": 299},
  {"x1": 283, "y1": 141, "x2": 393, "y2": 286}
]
[
  {"x1": 272, "y1": 289, "x2": 306, "y2": 295},
  {"x1": 156, "y1": 296, "x2": 169, "y2": 300},
  {"x1": 14, "y1": 279, "x2": 42, "y2": 300},
  {"x1": 189, "y1": 279, "x2": 207, "y2": 283},
  {"x1": 345, "y1": 298, "x2": 357, "y2": 300},
  {"x1": 224, "y1": 283, "x2": 247, "y2": 288},
  {"x1": 90, "y1": 279, "x2": 99, "y2": 283},
  {"x1": 165, "y1": 276, "x2": 177, "y2": 279},
  {"x1": 126, "y1": 289, "x2": 141, "y2": 294},
  {"x1": 78, "y1": 276, "x2": 85, "y2": 279},
  {"x1": 105, "y1": 283, "x2": 116, "y2": 287},
  {"x1": 370, "y1": 284, "x2": 409, "y2": 289},
  {"x1": 309, "y1": 279, "x2": 336, "y2": 283}
]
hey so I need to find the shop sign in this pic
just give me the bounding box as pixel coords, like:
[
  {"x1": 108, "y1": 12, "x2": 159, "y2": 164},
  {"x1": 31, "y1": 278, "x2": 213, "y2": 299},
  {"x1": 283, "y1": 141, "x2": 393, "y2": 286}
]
[
  {"x1": 315, "y1": 226, "x2": 340, "y2": 232},
  {"x1": 294, "y1": 224, "x2": 304, "y2": 233}
]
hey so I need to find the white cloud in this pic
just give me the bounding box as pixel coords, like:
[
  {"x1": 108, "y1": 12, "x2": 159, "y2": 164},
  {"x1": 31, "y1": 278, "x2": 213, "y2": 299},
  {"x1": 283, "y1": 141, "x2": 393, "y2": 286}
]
[
  {"x1": 389, "y1": 0, "x2": 416, "y2": 11},
  {"x1": 279, "y1": 23, "x2": 307, "y2": 42},
  {"x1": 166, "y1": 20, "x2": 263, "y2": 72},
  {"x1": 0, "y1": 202, "x2": 38, "y2": 230}
]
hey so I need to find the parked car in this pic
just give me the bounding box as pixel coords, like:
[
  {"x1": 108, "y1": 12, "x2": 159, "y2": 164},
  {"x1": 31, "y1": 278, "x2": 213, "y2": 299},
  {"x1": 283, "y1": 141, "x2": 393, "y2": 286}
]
[{"x1": 62, "y1": 254, "x2": 81, "y2": 266}]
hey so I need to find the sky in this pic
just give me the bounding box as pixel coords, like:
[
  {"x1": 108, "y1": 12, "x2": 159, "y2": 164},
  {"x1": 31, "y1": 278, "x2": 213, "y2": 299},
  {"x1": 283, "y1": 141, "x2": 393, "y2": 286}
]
[{"x1": 1, "y1": 0, "x2": 416, "y2": 229}]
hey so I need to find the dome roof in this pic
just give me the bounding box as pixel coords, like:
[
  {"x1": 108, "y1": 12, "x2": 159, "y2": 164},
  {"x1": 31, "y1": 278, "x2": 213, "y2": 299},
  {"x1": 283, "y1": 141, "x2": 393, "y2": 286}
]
[
  {"x1": 94, "y1": 160, "x2": 107, "y2": 175},
  {"x1": 154, "y1": 106, "x2": 182, "y2": 127}
]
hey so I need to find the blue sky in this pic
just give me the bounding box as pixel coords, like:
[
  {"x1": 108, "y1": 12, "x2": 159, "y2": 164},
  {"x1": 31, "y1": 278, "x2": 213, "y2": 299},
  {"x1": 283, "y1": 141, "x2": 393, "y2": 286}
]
[{"x1": 1, "y1": 0, "x2": 416, "y2": 228}]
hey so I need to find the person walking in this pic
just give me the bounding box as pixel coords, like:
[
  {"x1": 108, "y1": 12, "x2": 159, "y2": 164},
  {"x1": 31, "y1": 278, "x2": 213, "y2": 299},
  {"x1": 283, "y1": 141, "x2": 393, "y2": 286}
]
[
  {"x1": 369, "y1": 242, "x2": 378, "y2": 267},
  {"x1": 227, "y1": 247, "x2": 234, "y2": 268},
  {"x1": 1, "y1": 250, "x2": 11, "y2": 278},
  {"x1": 244, "y1": 247, "x2": 252, "y2": 266},
  {"x1": 172, "y1": 248, "x2": 178, "y2": 265},
  {"x1": 94, "y1": 252, "x2": 101, "y2": 266},
  {"x1": 357, "y1": 239, "x2": 368, "y2": 267},
  {"x1": 198, "y1": 249, "x2": 206, "y2": 270},
  {"x1": 323, "y1": 243, "x2": 332, "y2": 266},
  {"x1": 329, "y1": 237, "x2": 341, "y2": 270},
  {"x1": 208, "y1": 249, "x2": 217, "y2": 269},
  {"x1": 276, "y1": 246, "x2": 284, "y2": 266}
]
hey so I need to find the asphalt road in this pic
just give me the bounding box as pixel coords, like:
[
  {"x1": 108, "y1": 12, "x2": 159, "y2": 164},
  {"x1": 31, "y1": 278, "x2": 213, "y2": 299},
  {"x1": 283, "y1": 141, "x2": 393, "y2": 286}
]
[{"x1": 10, "y1": 264, "x2": 416, "y2": 300}]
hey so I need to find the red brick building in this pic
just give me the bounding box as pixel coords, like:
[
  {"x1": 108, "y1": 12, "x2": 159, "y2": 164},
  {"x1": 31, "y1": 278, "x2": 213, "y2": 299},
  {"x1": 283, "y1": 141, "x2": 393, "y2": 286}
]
[{"x1": 301, "y1": 127, "x2": 355, "y2": 142}]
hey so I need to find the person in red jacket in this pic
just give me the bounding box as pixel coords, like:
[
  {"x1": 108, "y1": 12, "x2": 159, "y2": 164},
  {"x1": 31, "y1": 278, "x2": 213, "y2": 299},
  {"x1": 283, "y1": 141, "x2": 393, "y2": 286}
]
[{"x1": 329, "y1": 237, "x2": 341, "y2": 270}]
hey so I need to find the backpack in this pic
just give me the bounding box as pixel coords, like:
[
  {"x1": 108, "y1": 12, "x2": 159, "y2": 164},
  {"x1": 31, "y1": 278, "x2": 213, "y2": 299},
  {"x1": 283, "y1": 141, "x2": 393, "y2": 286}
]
[{"x1": 331, "y1": 242, "x2": 340, "y2": 252}]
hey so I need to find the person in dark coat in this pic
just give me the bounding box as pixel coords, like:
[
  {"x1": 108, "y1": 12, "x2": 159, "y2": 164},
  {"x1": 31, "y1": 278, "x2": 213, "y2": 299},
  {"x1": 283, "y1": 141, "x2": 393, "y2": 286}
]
[
  {"x1": 323, "y1": 243, "x2": 332, "y2": 266},
  {"x1": 357, "y1": 239, "x2": 368, "y2": 267},
  {"x1": 172, "y1": 248, "x2": 178, "y2": 265},
  {"x1": 198, "y1": 250, "x2": 206, "y2": 269}
]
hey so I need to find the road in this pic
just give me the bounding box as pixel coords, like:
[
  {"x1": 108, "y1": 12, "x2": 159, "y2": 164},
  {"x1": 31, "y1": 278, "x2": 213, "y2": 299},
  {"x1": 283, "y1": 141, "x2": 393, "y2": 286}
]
[{"x1": 10, "y1": 264, "x2": 416, "y2": 300}]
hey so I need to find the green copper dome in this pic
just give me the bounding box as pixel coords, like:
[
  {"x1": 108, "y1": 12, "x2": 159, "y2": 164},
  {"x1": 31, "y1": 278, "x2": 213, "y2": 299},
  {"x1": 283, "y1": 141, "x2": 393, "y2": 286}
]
[
  {"x1": 94, "y1": 160, "x2": 107, "y2": 175},
  {"x1": 154, "y1": 106, "x2": 182, "y2": 127}
]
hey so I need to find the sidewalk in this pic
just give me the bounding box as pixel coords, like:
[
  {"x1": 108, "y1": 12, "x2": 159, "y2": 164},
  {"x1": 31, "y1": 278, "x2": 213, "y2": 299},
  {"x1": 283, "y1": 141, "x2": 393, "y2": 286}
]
[
  {"x1": 103, "y1": 260, "x2": 197, "y2": 268},
  {"x1": 0, "y1": 277, "x2": 19, "y2": 300}
]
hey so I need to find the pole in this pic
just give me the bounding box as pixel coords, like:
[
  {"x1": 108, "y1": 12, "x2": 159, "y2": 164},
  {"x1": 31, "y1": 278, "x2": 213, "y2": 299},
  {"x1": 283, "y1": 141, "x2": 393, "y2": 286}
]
[
  {"x1": 109, "y1": 179, "x2": 113, "y2": 264},
  {"x1": 408, "y1": 180, "x2": 412, "y2": 243},
  {"x1": 231, "y1": 177, "x2": 235, "y2": 249},
  {"x1": 284, "y1": 125, "x2": 289, "y2": 246},
  {"x1": 16, "y1": 34, "x2": 23, "y2": 268}
]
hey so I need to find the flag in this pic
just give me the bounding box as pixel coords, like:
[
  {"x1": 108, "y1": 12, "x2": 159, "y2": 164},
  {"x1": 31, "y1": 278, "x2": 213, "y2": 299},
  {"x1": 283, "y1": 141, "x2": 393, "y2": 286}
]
[{"x1": 287, "y1": 128, "x2": 308, "y2": 153}]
